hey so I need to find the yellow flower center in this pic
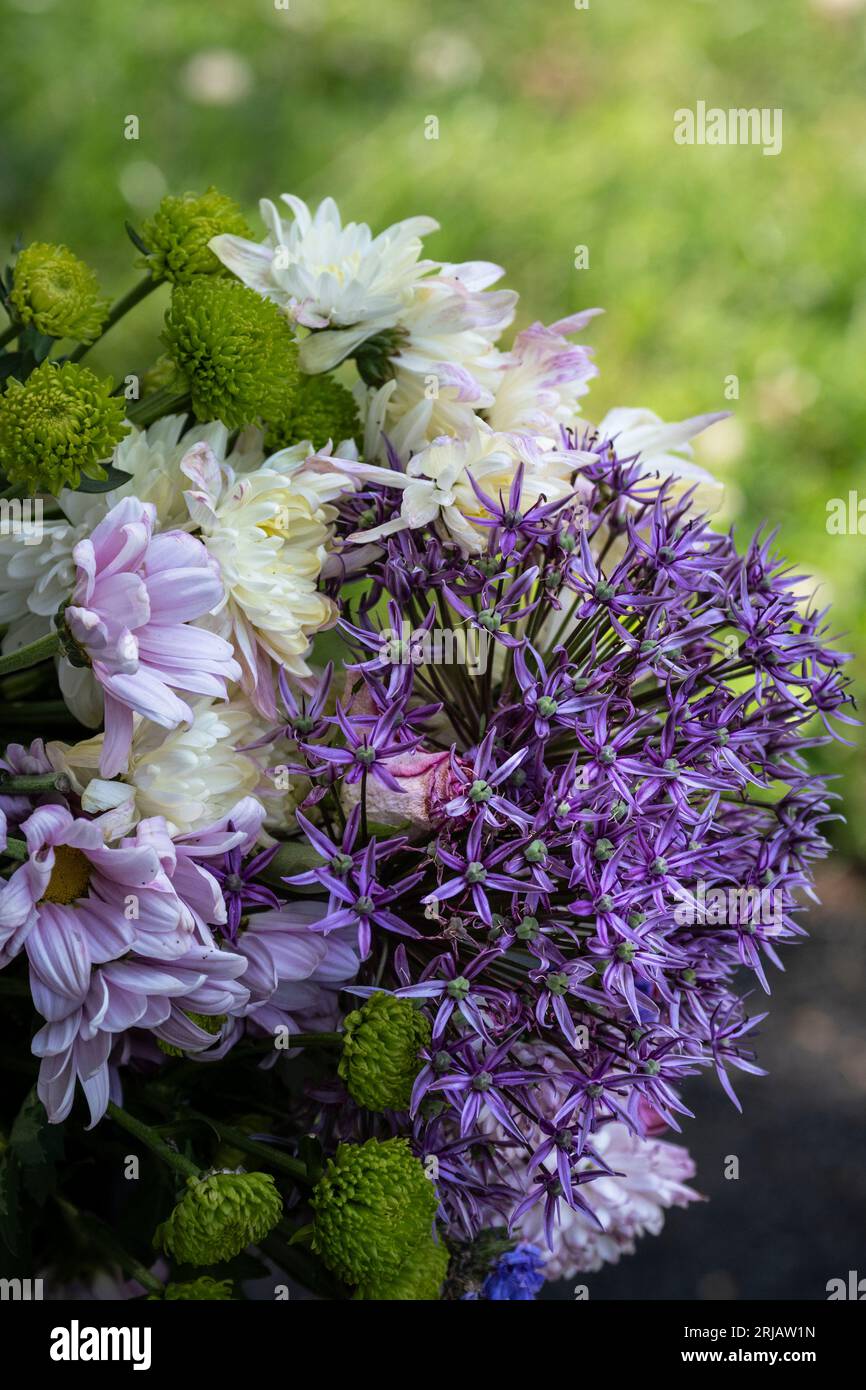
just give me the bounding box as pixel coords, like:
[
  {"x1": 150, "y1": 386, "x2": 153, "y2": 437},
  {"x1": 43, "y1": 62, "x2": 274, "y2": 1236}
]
[{"x1": 41, "y1": 845, "x2": 92, "y2": 904}]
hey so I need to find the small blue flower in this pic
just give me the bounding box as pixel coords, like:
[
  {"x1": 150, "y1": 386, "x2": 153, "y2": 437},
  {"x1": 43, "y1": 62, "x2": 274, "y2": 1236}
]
[{"x1": 482, "y1": 1244, "x2": 547, "y2": 1300}]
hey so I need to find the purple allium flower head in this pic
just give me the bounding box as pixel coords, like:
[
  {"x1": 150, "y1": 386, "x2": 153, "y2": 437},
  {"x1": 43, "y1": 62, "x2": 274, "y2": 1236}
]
[{"x1": 262, "y1": 443, "x2": 853, "y2": 1258}]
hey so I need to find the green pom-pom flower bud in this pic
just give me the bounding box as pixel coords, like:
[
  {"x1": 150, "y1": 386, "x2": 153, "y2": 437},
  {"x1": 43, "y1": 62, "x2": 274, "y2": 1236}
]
[
  {"x1": 338, "y1": 992, "x2": 430, "y2": 1113},
  {"x1": 357, "y1": 1235, "x2": 449, "y2": 1301},
  {"x1": 311, "y1": 1138, "x2": 439, "y2": 1287},
  {"x1": 163, "y1": 277, "x2": 298, "y2": 429},
  {"x1": 0, "y1": 361, "x2": 128, "y2": 493},
  {"x1": 154, "y1": 1169, "x2": 283, "y2": 1265},
  {"x1": 265, "y1": 371, "x2": 360, "y2": 453},
  {"x1": 150, "y1": 1277, "x2": 234, "y2": 1301},
  {"x1": 10, "y1": 242, "x2": 110, "y2": 343},
  {"x1": 140, "y1": 188, "x2": 253, "y2": 285}
]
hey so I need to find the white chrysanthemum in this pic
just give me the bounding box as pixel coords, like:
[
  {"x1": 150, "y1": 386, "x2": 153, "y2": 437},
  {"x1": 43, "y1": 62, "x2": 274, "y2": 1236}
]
[
  {"x1": 48, "y1": 698, "x2": 264, "y2": 836},
  {"x1": 348, "y1": 418, "x2": 576, "y2": 554},
  {"x1": 486, "y1": 311, "x2": 601, "y2": 438},
  {"x1": 0, "y1": 415, "x2": 263, "y2": 685},
  {"x1": 377, "y1": 263, "x2": 517, "y2": 441},
  {"x1": 99, "y1": 414, "x2": 265, "y2": 530},
  {"x1": 515, "y1": 1122, "x2": 701, "y2": 1279},
  {"x1": 589, "y1": 406, "x2": 726, "y2": 512},
  {"x1": 210, "y1": 194, "x2": 438, "y2": 366},
  {"x1": 181, "y1": 441, "x2": 353, "y2": 715}
]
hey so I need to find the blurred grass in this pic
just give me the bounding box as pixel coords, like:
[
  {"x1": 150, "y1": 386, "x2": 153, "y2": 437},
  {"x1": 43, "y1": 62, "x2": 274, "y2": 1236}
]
[{"x1": 0, "y1": 0, "x2": 864, "y2": 851}]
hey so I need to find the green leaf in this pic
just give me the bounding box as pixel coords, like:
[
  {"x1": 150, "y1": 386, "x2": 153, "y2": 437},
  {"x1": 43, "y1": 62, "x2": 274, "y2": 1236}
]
[
  {"x1": 299, "y1": 1135, "x2": 324, "y2": 1185},
  {"x1": 19, "y1": 325, "x2": 54, "y2": 362},
  {"x1": 125, "y1": 221, "x2": 151, "y2": 256},
  {"x1": 10, "y1": 1088, "x2": 64, "y2": 1170},
  {"x1": 256, "y1": 839, "x2": 324, "y2": 890},
  {"x1": 288, "y1": 1223, "x2": 314, "y2": 1247},
  {"x1": 73, "y1": 462, "x2": 130, "y2": 494}
]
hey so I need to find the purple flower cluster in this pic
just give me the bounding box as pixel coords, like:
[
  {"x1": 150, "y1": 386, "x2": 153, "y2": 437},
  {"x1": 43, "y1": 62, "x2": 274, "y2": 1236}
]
[{"x1": 272, "y1": 447, "x2": 853, "y2": 1247}]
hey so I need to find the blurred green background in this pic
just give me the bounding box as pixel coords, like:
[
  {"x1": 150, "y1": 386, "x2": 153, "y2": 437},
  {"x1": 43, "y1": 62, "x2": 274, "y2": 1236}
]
[{"x1": 1, "y1": 0, "x2": 863, "y2": 853}]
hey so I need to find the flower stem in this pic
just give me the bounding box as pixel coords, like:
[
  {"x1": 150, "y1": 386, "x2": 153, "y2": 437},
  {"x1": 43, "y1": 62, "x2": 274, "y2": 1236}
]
[
  {"x1": 68, "y1": 275, "x2": 158, "y2": 363},
  {"x1": 126, "y1": 385, "x2": 191, "y2": 429},
  {"x1": 0, "y1": 322, "x2": 18, "y2": 349},
  {"x1": 0, "y1": 770, "x2": 68, "y2": 794},
  {"x1": 0, "y1": 630, "x2": 60, "y2": 676},
  {"x1": 185, "y1": 1110, "x2": 309, "y2": 1183},
  {"x1": 55, "y1": 1197, "x2": 165, "y2": 1297},
  {"x1": 107, "y1": 1101, "x2": 200, "y2": 1180}
]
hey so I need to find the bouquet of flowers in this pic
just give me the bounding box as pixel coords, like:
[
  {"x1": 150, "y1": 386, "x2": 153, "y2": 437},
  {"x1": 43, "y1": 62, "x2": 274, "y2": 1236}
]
[{"x1": 0, "y1": 189, "x2": 853, "y2": 1301}]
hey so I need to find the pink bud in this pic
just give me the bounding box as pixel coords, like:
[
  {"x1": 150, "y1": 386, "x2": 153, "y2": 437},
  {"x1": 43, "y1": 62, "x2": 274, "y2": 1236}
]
[{"x1": 343, "y1": 749, "x2": 462, "y2": 833}]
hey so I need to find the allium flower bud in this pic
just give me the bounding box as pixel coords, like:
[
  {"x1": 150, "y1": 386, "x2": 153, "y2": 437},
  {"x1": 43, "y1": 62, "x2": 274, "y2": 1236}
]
[
  {"x1": 10, "y1": 242, "x2": 110, "y2": 342},
  {"x1": 140, "y1": 188, "x2": 253, "y2": 284},
  {"x1": 357, "y1": 1234, "x2": 449, "y2": 1301},
  {"x1": 151, "y1": 1277, "x2": 234, "y2": 1301},
  {"x1": 338, "y1": 992, "x2": 431, "y2": 1112},
  {"x1": 0, "y1": 361, "x2": 128, "y2": 493},
  {"x1": 265, "y1": 371, "x2": 360, "y2": 453},
  {"x1": 311, "y1": 1138, "x2": 439, "y2": 1287},
  {"x1": 163, "y1": 277, "x2": 298, "y2": 429},
  {"x1": 154, "y1": 1170, "x2": 283, "y2": 1265}
]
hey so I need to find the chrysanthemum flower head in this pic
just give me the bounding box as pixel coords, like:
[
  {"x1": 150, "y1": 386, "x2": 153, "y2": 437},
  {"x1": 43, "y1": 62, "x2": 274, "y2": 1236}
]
[
  {"x1": 265, "y1": 370, "x2": 360, "y2": 453},
  {"x1": 154, "y1": 1169, "x2": 283, "y2": 1264},
  {"x1": 0, "y1": 361, "x2": 128, "y2": 494},
  {"x1": 10, "y1": 242, "x2": 110, "y2": 342},
  {"x1": 152, "y1": 1277, "x2": 234, "y2": 1301},
  {"x1": 339, "y1": 992, "x2": 431, "y2": 1112},
  {"x1": 311, "y1": 1137, "x2": 439, "y2": 1286},
  {"x1": 181, "y1": 442, "x2": 352, "y2": 715},
  {"x1": 162, "y1": 276, "x2": 299, "y2": 429},
  {"x1": 58, "y1": 495, "x2": 240, "y2": 777},
  {"x1": 140, "y1": 188, "x2": 253, "y2": 284},
  {"x1": 210, "y1": 193, "x2": 438, "y2": 356},
  {"x1": 357, "y1": 1234, "x2": 449, "y2": 1301}
]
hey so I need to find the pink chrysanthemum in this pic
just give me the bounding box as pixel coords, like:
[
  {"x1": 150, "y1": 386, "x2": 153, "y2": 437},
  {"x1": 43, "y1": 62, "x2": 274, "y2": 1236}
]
[
  {"x1": 514, "y1": 1121, "x2": 701, "y2": 1279},
  {"x1": 0, "y1": 803, "x2": 251, "y2": 1125},
  {"x1": 60, "y1": 497, "x2": 240, "y2": 777}
]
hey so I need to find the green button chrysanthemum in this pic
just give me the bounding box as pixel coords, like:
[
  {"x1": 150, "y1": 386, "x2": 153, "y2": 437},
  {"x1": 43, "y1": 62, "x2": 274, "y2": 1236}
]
[
  {"x1": 265, "y1": 371, "x2": 360, "y2": 453},
  {"x1": 163, "y1": 277, "x2": 299, "y2": 429},
  {"x1": 311, "y1": 1137, "x2": 439, "y2": 1287},
  {"x1": 338, "y1": 992, "x2": 431, "y2": 1113},
  {"x1": 10, "y1": 242, "x2": 110, "y2": 343},
  {"x1": 150, "y1": 1277, "x2": 234, "y2": 1301},
  {"x1": 154, "y1": 1169, "x2": 283, "y2": 1266},
  {"x1": 0, "y1": 361, "x2": 128, "y2": 493},
  {"x1": 357, "y1": 1234, "x2": 449, "y2": 1301},
  {"x1": 140, "y1": 188, "x2": 253, "y2": 285}
]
